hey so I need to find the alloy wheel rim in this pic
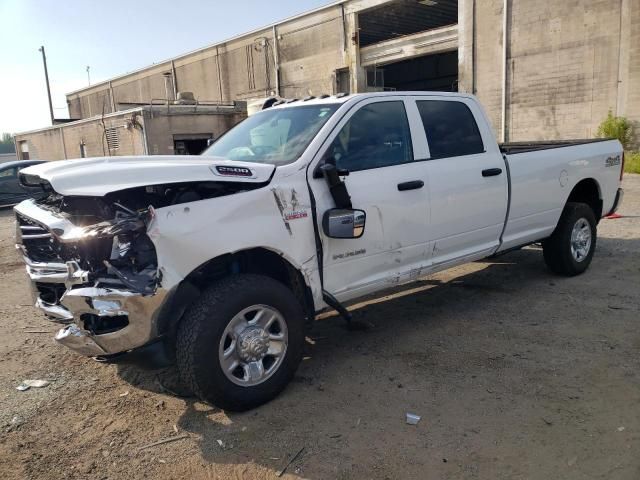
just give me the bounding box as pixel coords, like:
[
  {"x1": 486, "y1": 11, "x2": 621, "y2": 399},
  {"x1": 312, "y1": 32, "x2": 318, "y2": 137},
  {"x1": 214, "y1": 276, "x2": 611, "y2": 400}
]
[
  {"x1": 218, "y1": 305, "x2": 288, "y2": 386},
  {"x1": 570, "y1": 217, "x2": 592, "y2": 262}
]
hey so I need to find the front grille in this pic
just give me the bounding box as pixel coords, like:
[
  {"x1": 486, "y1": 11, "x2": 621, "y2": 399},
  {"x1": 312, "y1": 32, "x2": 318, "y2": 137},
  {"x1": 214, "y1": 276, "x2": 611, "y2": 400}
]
[
  {"x1": 16, "y1": 212, "x2": 63, "y2": 263},
  {"x1": 35, "y1": 282, "x2": 67, "y2": 304}
]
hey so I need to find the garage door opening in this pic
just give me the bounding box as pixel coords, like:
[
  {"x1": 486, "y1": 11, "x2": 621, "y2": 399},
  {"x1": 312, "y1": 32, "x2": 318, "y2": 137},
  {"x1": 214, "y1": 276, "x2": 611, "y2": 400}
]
[
  {"x1": 366, "y1": 50, "x2": 458, "y2": 92},
  {"x1": 173, "y1": 134, "x2": 213, "y2": 155},
  {"x1": 358, "y1": 0, "x2": 458, "y2": 47}
]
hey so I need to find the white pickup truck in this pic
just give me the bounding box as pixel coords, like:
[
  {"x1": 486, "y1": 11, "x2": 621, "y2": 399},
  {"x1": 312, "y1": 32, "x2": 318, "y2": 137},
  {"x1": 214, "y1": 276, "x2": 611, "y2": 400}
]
[{"x1": 15, "y1": 92, "x2": 624, "y2": 410}]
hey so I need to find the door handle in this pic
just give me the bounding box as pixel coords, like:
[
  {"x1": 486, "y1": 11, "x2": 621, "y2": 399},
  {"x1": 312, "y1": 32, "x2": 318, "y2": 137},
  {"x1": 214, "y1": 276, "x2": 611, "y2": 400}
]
[
  {"x1": 482, "y1": 168, "x2": 503, "y2": 177},
  {"x1": 397, "y1": 180, "x2": 424, "y2": 191}
]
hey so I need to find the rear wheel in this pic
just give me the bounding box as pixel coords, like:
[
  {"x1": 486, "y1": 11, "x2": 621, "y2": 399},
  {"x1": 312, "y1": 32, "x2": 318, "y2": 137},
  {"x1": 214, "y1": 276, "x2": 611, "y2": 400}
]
[
  {"x1": 542, "y1": 202, "x2": 597, "y2": 276},
  {"x1": 176, "y1": 274, "x2": 305, "y2": 411}
]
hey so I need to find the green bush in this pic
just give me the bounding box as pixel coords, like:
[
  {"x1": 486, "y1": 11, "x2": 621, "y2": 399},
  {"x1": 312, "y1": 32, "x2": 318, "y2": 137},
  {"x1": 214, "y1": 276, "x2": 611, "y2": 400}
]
[
  {"x1": 625, "y1": 151, "x2": 640, "y2": 174},
  {"x1": 597, "y1": 111, "x2": 634, "y2": 149}
]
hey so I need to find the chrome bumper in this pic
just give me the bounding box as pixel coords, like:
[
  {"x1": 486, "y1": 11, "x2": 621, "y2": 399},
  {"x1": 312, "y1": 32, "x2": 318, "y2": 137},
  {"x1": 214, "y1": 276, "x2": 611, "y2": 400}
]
[
  {"x1": 55, "y1": 324, "x2": 107, "y2": 356},
  {"x1": 57, "y1": 286, "x2": 168, "y2": 355},
  {"x1": 15, "y1": 199, "x2": 167, "y2": 357}
]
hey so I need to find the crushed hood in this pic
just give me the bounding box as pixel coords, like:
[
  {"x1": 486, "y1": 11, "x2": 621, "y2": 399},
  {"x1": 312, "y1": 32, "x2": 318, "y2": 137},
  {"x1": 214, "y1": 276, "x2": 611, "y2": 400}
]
[{"x1": 20, "y1": 155, "x2": 276, "y2": 196}]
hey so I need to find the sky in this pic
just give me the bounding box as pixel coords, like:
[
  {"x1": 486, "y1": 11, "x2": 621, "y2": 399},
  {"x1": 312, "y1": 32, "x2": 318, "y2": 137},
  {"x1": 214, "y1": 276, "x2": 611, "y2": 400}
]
[{"x1": 0, "y1": 0, "x2": 331, "y2": 134}]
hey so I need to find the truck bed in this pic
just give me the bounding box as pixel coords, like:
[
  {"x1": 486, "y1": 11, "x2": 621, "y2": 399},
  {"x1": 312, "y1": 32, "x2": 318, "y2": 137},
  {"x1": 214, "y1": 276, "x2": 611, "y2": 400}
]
[{"x1": 500, "y1": 138, "x2": 612, "y2": 155}]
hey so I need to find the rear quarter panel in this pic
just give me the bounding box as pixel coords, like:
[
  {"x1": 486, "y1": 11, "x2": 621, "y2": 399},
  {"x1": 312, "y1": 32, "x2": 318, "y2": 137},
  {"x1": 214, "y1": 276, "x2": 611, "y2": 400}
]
[{"x1": 499, "y1": 140, "x2": 622, "y2": 251}]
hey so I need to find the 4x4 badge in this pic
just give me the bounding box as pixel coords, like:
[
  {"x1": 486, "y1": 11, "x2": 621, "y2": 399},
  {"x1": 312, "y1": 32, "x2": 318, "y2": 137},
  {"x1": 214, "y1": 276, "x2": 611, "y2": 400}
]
[{"x1": 605, "y1": 155, "x2": 621, "y2": 167}]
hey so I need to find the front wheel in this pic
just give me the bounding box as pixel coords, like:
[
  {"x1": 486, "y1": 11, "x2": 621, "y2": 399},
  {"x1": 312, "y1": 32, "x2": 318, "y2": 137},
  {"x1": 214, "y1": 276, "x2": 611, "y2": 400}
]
[
  {"x1": 176, "y1": 274, "x2": 305, "y2": 411},
  {"x1": 542, "y1": 202, "x2": 597, "y2": 276}
]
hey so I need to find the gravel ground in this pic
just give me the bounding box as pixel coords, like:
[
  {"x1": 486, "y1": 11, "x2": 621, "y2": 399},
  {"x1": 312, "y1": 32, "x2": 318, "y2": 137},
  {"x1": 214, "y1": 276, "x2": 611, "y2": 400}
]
[{"x1": 0, "y1": 175, "x2": 638, "y2": 480}]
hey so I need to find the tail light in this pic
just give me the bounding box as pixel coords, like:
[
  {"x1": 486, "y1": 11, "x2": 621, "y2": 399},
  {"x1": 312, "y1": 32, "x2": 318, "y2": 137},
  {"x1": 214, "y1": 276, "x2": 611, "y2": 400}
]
[{"x1": 620, "y1": 151, "x2": 625, "y2": 181}]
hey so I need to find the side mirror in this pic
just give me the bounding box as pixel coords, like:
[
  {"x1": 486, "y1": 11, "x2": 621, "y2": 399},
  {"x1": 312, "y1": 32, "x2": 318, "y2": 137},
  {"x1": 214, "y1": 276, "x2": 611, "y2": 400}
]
[
  {"x1": 206, "y1": 138, "x2": 215, "y2": 147},
  {"x1": 322, "y1": 208, "x2": 366, "y2": 239}
]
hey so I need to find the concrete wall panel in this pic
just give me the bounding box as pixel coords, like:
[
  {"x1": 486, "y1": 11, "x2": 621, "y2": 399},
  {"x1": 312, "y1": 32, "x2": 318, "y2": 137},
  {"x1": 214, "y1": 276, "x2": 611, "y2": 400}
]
[
  {"x1": 507, "y1": 0, "x2": 625, "y2": 141},
  {"x1": 278, "y1": 14, "x2": 345, "y2": 98},
  {"x1": 14, "y1": 129, "x2": 65, "y2": 161},
  {"x1": 174, "y1": 54, "x2": 222, "y2": 101},
  {"x1": 624, "y1": 0, "x2": 640, "y2": 147},
  {"x1": 472, "y1": 0, "x2": 503, "y2": 135}
]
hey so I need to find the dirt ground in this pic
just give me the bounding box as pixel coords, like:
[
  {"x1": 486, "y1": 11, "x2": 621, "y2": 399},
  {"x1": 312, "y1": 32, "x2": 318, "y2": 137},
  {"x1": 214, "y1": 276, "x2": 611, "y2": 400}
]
[{"x1": 1, "y1": 176, "x2": 639, "y2": 480}]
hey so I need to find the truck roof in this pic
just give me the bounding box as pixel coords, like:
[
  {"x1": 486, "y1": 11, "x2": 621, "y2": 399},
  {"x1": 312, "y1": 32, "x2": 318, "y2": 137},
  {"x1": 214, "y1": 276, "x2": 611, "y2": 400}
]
[{"x1": 268, "y1": 91, "x2": 476, "y2": 109}]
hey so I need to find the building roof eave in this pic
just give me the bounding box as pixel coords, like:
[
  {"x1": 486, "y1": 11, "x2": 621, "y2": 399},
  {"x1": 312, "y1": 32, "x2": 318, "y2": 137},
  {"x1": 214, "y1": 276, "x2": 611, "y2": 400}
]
[{"x1": 65, "y1": 0, "x2": 349, "y2": 97}]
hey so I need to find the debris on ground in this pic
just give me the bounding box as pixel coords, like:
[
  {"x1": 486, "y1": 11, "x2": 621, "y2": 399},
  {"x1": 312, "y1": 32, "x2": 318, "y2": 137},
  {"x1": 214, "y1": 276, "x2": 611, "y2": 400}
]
[
  {"x1": 276, "y1": 446, "x2": 305, "y2": 477},
  {"x1": 16, "y1": 379, "x2": 50, "y2": 391},
  {"x1": 138, "y1": 434, "x2": 189, "y2": 451},
  {"x1": 617, "y1": 426, "x2": 625, "y2": 432},
  {"x1": 7, "y1": 415, "x2": 25, "y2": 431},
  {"x1": 406, "y1": 413, "x2": 421, "y2": 425},
  {"x1": 608, "y1": 305, "x2": 628, "y2": 310},
  {"x1": 216, "y1": 439, "x2": 225, "y2": 448},
  {"x1": 119, "y1": 391, "x2": 129, "y2": 397}
]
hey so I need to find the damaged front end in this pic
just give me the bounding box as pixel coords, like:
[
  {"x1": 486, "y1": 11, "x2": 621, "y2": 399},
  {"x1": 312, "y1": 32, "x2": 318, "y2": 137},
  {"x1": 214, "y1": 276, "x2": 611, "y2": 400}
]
[{"x1": 15, "y1": 193, "x2": 165, "y2": 356}]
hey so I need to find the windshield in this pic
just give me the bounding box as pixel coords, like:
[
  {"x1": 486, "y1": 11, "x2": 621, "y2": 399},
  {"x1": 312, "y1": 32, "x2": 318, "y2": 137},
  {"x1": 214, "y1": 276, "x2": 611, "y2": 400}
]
[{"x1": 202, "y1": 104, "x2": 340, "y2": 166}]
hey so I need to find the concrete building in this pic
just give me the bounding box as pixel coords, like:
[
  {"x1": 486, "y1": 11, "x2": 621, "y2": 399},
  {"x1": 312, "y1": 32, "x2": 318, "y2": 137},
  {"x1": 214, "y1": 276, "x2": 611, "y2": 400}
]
[
  {"x1": 15, "y1": 0, "x2": 640, "y2": 160},
  {"x1": 14, "y1": 102, "x2": 245, "y2": 160}
]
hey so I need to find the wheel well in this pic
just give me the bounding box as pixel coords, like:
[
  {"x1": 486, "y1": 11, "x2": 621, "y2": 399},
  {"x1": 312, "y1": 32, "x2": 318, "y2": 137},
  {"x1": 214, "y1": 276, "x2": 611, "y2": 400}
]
[
  {"x1": 157, "y1": 248, "x2": 315, "y2": 349},
  {"x1": 567, "y1": 178, "x2": 602, "y2": 221}
]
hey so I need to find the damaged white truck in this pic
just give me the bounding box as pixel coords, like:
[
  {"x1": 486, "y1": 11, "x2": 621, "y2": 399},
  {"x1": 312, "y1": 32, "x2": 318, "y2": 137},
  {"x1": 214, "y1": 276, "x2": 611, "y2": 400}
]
[{"x1": 15, "y1": 92, "x2": 624, "y2": 410}]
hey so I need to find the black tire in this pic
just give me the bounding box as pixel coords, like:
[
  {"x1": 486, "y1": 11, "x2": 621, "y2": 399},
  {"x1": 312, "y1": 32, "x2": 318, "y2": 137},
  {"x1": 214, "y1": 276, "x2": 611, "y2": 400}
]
[
  {"x1": 542, "y1": 202, "x2": 597, "y2": 276},
  {"x1": 176, "y1": 274, "x2": 305, "y2": 411}
]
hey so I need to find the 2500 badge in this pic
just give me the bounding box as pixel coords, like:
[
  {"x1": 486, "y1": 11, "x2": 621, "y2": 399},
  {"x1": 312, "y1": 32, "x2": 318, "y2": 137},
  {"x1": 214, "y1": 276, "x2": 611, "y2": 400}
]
[{"x1": 214, "y1": 165, "x2": 253, "y2": 177}]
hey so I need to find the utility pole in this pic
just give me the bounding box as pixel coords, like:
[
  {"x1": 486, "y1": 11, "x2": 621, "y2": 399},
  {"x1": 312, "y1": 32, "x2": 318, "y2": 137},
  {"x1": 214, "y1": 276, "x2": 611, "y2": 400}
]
[
  {"x1": 38, "y1": 46, "x2": 55, "y2": 125},
  {"x1": 86, "y1": 66, "x2": 91, "y2": 86}
]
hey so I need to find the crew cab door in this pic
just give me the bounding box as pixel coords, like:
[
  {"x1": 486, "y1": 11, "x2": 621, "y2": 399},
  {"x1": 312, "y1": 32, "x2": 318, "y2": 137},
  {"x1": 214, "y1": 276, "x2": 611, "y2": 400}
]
[
  {"x1": 412, "y1": 96, "x2": 508, "y2": 266},
  {"x1": 308, "y1": 97, "x2": 431, "y2": 302}
]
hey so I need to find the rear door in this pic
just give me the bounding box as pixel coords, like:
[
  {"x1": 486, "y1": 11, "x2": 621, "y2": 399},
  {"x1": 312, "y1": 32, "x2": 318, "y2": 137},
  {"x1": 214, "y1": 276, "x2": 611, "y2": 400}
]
[
  {"x1": 413, "y1": 96, "x2": 508, "y2": 267},
  {"x1": 309, "y1": 97, "x2": 432, "y2": 301}
]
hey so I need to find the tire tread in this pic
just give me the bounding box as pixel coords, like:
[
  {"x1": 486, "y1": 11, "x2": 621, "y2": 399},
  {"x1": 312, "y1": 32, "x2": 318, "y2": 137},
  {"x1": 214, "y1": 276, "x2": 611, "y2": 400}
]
[
  {"x1": 542, "y1": 202, "x2": 597, "y2": 276},
  {"x1": 176, "y1": 274, "x2": 304, "y2": 411}
]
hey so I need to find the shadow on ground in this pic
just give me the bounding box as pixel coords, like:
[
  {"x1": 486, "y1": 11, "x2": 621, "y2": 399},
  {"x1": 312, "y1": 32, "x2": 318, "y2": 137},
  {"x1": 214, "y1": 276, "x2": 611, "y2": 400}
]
[{"x1": 106, "y1": 234, "x2": 640, "y2": 477}]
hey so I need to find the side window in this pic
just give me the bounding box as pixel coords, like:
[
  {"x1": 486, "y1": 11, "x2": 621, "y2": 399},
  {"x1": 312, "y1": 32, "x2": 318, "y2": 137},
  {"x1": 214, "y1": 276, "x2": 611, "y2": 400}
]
[
  {"x1": 416, "y1": 100, "x2": 485, "y2": 159},
  {"x1": 327, "y1": 101, "x2": 413, "y2": 171},
  {"x1": 0, "y1": 167, "x2": 17, "y2": 181}
]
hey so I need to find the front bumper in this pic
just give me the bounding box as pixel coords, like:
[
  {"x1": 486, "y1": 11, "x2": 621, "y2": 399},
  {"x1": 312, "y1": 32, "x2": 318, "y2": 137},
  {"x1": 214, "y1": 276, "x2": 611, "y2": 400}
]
[{"x1": 15, "y1": 199, "x2": 167, "y2": 356}]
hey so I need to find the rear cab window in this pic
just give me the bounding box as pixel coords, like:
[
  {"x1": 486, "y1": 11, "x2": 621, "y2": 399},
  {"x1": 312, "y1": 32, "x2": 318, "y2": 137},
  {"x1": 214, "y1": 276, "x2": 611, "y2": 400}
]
[{"x1": 416, "y1": 100, "x2": 485, "y2": 159}]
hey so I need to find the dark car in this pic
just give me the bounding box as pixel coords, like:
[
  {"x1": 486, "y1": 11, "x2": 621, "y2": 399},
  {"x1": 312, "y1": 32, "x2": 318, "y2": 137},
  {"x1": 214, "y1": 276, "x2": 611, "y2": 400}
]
[{"x1": 0, "y1": 160, "x2": 47, "y2": 207}]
